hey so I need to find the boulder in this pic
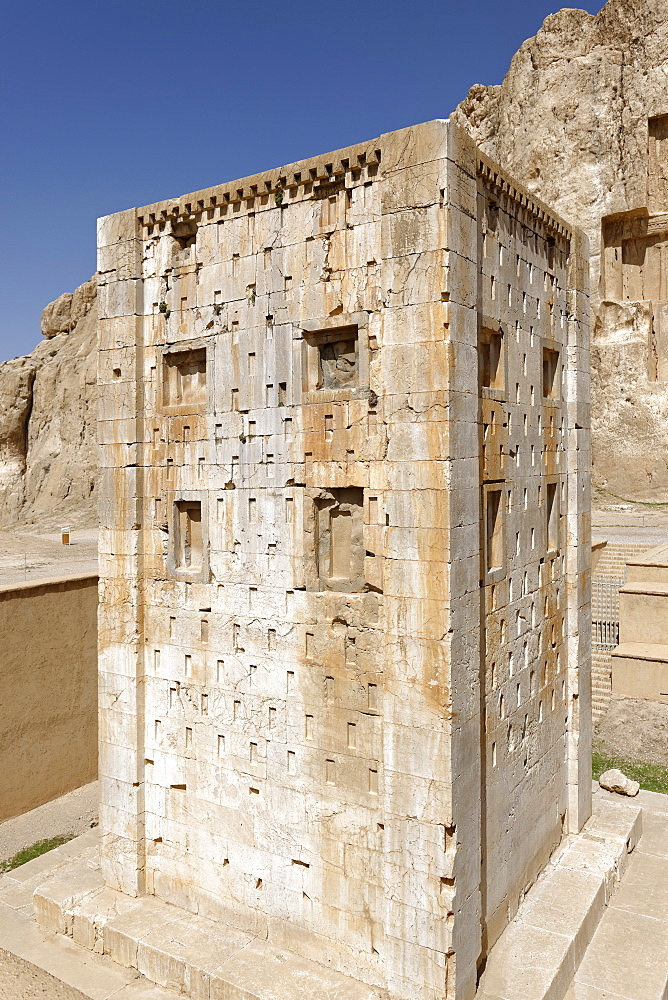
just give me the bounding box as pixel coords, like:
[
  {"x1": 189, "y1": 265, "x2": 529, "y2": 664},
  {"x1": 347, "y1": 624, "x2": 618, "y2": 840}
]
[
  {"x1": 599, "y1": 768, "x2": 640, "y2": 797},
  {"x1": 40, "y1": 291, "x2": 73, "y2": 339}
]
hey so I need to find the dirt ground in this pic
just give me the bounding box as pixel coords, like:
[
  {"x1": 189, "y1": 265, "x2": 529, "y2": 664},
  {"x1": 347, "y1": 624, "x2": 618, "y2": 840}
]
[
  {"x1": 0, "y1": 524, "x2": 97, "y2": 587},
  {"x1": 594, "y1": 696, "x2": 668, "y2": 768},
  {"x1": 0, "y1": 782, "x2": 98, "y2": 863},
  {"x1": 0, "y1": 949, "x2": 86, "y2": 1000}
]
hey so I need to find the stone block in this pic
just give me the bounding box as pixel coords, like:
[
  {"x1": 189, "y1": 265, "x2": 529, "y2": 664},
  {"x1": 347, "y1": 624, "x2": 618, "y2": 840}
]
[{"x1": 33, "y1": 862, "x2": 105, "y2": 935}]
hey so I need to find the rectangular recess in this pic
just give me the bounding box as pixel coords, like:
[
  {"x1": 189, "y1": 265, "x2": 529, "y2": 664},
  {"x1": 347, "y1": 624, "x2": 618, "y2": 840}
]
[
  {"x1": 174, "y1": 500, "x2": 203, "y2": 571},
  {"x1": 160, "y1": 342, "x2": 208, "y2": 412},
  {"x1": 542, "y1": 348, "x2": 560, "y2": 400},
  {"x1": 479, "y1": 328, "x2": 504, "y2": 393}
]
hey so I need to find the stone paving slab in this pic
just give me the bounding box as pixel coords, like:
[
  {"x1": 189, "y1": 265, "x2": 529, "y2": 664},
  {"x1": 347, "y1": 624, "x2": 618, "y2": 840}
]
[
  {"x1": 610, "y1": 852, "x2": 668, "y2": 922},
  {"x1": 564, "y1": 984, "x2": 630, "y2": 999},
  {"x1": 0, "y1": 948, "x2": 88, "y2": 1000},
  {"x1": 475, "y1": 922, "x2": 576, "y2": 1000},
  {"x1": 0, "y1": 902, "x2": 176, "y2": 1000},
  {"x1": 519, "y1": 867, "x2": 605, "y2": 969},
  {"x1": 574, "y1": 909, "x2": 668, "y2": 1000},
  {"x1": 565, "y1": 789, "x2": 668, "y2": 1000},
  {"x1": 632, "y1": 810, "x2": 668, "y2": 861},
  {"x1": 0, "y1": 829, "x2": 177, "y2": 1000}
]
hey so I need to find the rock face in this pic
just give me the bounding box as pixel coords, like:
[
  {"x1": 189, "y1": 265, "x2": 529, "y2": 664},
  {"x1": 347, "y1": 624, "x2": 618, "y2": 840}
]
[
  {"x1": 5, "y1": 0, "x2": 667, "y2": 530},
  {"x1": 40, "y1": 278, "x2": 97, "y2": 339},
  {"x1": 0, "y1": 278, "x2": 97, "y2": 527},
  {"x1": 453, "y1": 0, "x2": 668, "y2": 499}
]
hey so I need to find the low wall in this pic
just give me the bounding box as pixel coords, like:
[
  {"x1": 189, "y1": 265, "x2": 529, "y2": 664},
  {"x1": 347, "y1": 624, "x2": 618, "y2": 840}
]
[
  {"x1": 0, "y1": 573, "x2": 98, "y2": 823},
  {"x1": 591, "y1": 542, "x2": 654, "y2": 717}
]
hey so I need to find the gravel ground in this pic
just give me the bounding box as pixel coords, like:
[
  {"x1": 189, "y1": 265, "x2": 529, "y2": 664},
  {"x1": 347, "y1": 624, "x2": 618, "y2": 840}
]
[
  {"x1": 0, "y1": 782, "x2": 98, "y2": 863},
  {"x1": 0, "y1": 949, "x2": 87, "y2": 999},
  {"x1": 594, "y1": 697, "x2": 668, "y2": 768}
]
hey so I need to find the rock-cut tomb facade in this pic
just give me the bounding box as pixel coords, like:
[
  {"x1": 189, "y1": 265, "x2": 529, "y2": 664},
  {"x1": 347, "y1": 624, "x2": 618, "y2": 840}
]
[{"x1": 95, "y1": 120, "x2": 591, "y2": 1000}]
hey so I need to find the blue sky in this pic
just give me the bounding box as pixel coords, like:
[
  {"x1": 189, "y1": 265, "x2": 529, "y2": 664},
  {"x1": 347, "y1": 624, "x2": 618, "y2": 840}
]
[{"x1": 0, "y1": 0, "x2": 603, "y2": 363}]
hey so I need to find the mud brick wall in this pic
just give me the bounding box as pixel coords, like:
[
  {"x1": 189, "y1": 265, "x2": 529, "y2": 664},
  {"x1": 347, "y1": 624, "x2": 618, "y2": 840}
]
[{"x1": 0, "y1": 573, "x2": 97, "y2": 821}]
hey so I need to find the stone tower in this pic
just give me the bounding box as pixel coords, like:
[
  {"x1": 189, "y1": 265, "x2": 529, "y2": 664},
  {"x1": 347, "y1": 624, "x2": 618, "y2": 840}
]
[{"x1": 95, "y1": 120, "x2": 590, "y2": 1000}]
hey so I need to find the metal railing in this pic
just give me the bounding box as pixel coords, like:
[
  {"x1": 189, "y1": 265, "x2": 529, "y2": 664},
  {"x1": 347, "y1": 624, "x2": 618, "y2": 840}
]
[{"x1": 591, "y1": 577, "x2": 624, "y2": 650}]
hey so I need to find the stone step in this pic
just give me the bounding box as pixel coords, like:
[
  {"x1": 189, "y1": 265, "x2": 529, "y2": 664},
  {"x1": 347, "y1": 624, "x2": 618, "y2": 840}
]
[
  {"x1": 625, "y1": 542, "x2": 668, "y2": 585},
  {"x1": 626, "y1": 565, "x2": 668, "y2": 585},
  {"x1": 34, "y1": 860, "x2": 383, "y2": 1000},
  {"x1": 566, "y1": 905, "x2": 668, "y2": 1000},
  {"x1": 621, "y1": 583, "x2": 668, "y2": 595},
  {"x1": 475, "y1": 795, "x2": 642, "y2": 1000},
  {"x1": 0, "y1": 829, "x2": 179, "y2": 1000},
  {"x1": 567, "y1": 792, "x2": 668, "y2": 1000},
  {"x1": 593, "y1": 543, "x2": 649, "y2": 580}
]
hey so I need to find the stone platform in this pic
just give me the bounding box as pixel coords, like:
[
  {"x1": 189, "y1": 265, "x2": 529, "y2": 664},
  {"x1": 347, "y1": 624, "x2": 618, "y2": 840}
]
[
  {"x1": 30, "y1": 838, "x2": 382, "y2": 1000},
  {"x1": 0, "y1": 789, "x2": 665, "y2": 1000},
  {"x1": 612, "y1": 542, "x2": 668, "y2": 702},
  {"x1": 0, "y1": 829, "x2": 176, "y2": 999}
]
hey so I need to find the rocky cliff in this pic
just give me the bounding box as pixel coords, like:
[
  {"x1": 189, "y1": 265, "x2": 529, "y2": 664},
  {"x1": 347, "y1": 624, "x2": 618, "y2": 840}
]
[
  {"x1": 0, "y1": 279, "x2": 97, "y2": 527},
  {"x1": 4, "y1": 0, "x2": 667, "y2": 525},
  {"x1": 453, "y1": 0, "x2": 668, "y2": 499}
]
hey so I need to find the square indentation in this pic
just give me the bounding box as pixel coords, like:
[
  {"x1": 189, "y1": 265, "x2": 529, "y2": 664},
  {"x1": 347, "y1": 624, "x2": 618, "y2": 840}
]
[
  {"x1": 317, "y1": 329, "x2": 358, "y2": 390},
  {"x1": 301, "y1": 314, "x2": 370, "y2": 403}
]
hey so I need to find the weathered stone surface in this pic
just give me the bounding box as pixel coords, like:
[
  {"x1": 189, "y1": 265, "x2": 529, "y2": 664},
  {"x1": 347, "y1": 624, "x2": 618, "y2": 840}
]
[
  {"x1": 89, "y1": 120, "x2": 590, "y2": 1000},
  {"x1": 452, "y1": 0, "x2": 668, "y2": 500},
  {"x1": 599, "y1": 768, "x2": 640, "y2": 797},
  {"x1": 0, "y1": 278, "x2": 97, "y2": 526}
]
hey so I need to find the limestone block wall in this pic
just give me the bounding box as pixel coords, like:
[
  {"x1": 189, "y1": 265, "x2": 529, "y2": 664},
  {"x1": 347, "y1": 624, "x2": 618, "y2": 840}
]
[
  {"x1": 475, "y1": 159, "x2": 590, "y2": 948},
  {"x1": 0, "y1": 574, "x2": 98, "y2": 822},
  {"x1": 97, "y1": 120, "x2": 589, "y2": 1000}
]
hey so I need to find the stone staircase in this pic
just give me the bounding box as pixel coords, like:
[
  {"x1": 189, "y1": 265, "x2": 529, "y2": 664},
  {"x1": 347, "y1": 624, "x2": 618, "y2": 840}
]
[
  {"x1": 0, "y1": 789, "x2": 665, "y2": 1000},
  {"x1": 592, "y1": 543, "x2": 651, "y2": 582},
  {"x1": 476, "y1": 788, "x2": 668, "y2": 1000},
  {"x1": 566, "y1": 789, "x2": 668, "y2": 1000},
  {"x1": 591, "y1": 540, "x2": 652, "y2": 718}
]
